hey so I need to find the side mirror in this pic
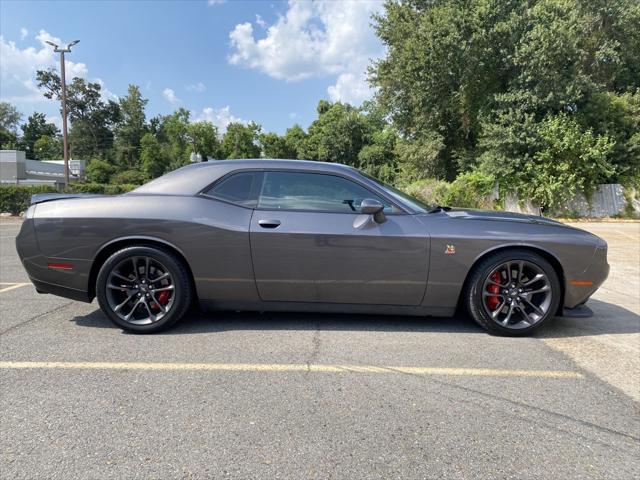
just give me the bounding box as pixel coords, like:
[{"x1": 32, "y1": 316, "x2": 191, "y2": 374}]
[{"x1": 360, "y1": 198, "x2": 386, "y2": 223}]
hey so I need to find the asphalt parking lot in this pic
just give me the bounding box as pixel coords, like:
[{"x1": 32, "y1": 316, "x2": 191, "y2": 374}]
[{"x1": 1, "y1": 218, "x2": 638, "y2": 479}]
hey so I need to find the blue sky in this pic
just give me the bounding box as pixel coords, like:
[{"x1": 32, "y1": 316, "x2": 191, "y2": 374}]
[{"x1": 0, "y1": 0, "x2": 384, "y2": 134}]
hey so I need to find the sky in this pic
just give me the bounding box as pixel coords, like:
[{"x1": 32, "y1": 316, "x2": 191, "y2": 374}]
[{"x1": 0, "y1": 0, "x2": 385, "y2": 134}]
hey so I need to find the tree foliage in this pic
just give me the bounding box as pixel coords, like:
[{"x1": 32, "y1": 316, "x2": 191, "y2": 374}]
[
  {"x1": 221, "y1": 122, "x2": 261, "y2": 159},
  {"x1": 0, "y1": 101, "x2": 22, "y2": 149},
  {"x1": 36, "y1": 69, "x2": 121, "y2": 159},
  {"x1": 371, "y1": 0, "x2": 640, "y2": 195},
  {"x1": 115, "y1": 85, "x2": 148, "y2": 167},
  {"x1": 19, "y1": 112, "x2": 59, "y2": 159}
]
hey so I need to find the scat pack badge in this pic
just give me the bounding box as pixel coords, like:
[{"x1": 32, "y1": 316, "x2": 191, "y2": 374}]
[{"x1": 445, "y1": 244, "x2": 456, "y2": 255}]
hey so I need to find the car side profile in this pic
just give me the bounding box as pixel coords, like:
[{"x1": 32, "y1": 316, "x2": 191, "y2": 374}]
[{"x1": 16, "y1": 159, "x2": 609, "y2": 335}]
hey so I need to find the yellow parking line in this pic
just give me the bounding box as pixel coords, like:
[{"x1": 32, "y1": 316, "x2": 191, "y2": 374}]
[
  {"x1": 0, "y1": 361, "x2": 583, "y2": 379},
  {"x1": 0, "y1": 283, "x2": 30, "y2": 293}
]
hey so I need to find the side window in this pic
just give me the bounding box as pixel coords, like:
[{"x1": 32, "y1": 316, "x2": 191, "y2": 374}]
[
  {"x1": 257, "y1": 171, "x2": 399, "y2": 213},
  {"x1": 204, "y1": 172, "x2": 261, "y2": 207}
]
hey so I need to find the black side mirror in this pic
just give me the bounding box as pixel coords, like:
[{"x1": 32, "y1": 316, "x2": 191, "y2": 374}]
[{"x1": 360, "y1": 198, "x2": 386, "y2": 223}]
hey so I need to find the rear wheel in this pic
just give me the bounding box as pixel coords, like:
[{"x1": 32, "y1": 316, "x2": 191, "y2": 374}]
[
  {"x1": 96, "y1": 246, "x2": 192, "y2": 333},
  {"x1": 465, "y1": 250, "x2": 561, "y2": 336}
]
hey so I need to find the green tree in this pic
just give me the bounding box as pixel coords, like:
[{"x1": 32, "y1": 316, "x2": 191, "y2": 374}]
[
  {"x1": 157, "y1": 108, "x2": 191, "y2": 169},
  {"x1": 19, "y1": 112, "x2": 59, "y2": 159},
  {"x1": 33, "y1": 135, "x2": 63, "y2": 160},
  {"x1": 220, "y1": 122, "x2": 261, "y2": 159},
  {"x1": 140, "y1": 133, "x2": 170, "y2": 179},
  {"x1": 0, "y1": 102, "x2": 22, "y2": 149},
  {"x1": 357, "y1": 128, "x2": 399, "y2": 183},
  {"x1": 187, "y1": 121, "x2": 221, "y2": 161},
  {"x1": 394, "y1": 133, "x2": 446, "y2": 184},
  {"x1": 36, "y1": 69, "x2": 121, "y2": 159},
  {"x1": 115, "y1": 85, "x2": 148, "y2": 167},
  {"x1": 302, "y1": 101, "x2": 368, "y2": 166},
  {"x1": 527, "y1": 114, "x2": 615, "y2": 210},
  {"x1": 259, "y1": 131, "x2": 296, "y2": 158},
  {"x1": 282, "y1": 125, "x2": 307, "y2": 159},
  {"x1": 85, "y1": 158, "x2": 115, "y2": 183},
  {"x1": 371, "y1": 0, "x2": 640, "y2": 185}
]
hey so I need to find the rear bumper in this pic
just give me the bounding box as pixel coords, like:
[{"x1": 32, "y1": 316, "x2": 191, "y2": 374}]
[
  {"x1": 31, "y1": 278, "x2": 92, "y2": 303},
  {"x1": 17, "y1": 217, "x2": 93, "y2": 303}
]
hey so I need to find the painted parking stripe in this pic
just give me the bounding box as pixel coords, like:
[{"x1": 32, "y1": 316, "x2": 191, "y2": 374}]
[
  {"x1": 0, "y1": 283, "x2": 30, "y2": 293},
  {"x1": 0, "y1": 361, "x2": 583, "y2": 378}
]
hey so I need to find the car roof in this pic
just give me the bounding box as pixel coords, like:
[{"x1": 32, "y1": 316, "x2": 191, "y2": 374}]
[{"x1": 130, "y1": 159, "x2": 357, "y2": 196}]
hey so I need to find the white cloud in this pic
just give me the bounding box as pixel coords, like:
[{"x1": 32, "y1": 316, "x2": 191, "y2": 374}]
[
  {"x1": 20, "y1": 28, "x2": 28, "y2": 40},
  {"x1": 228, "y1": 0, "x2": 384, "y2": 104},
  {"x1": 186, "y1": 82, "x2": 206, "y2": 93},
  {"x1": 94, "y1": 77, "x2": 119, "y2": 102},
  {"x1": 194, "y1": 106, "x2": 245, "y2": 132},
  {"x1": 255, "y1": 14, "x2": 267, "y2": 29},
  {"x1": 46, "y1": 115, "x2": 61, "y2": 128},
  {"x1": 327, "y1": 72, "x2": 373, "y2": 105},
  {"x1": 162, "y1": 87, "x2": 180, "y2": 104},
  {"x1": 0, "y1": 29, "x2": 88, "y2": 103},
  {"x1": 207, "y1": 0, "x2": 226, "y2": 5}
]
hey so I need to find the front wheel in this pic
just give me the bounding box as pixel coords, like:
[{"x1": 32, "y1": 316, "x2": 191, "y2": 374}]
[
  {"x1": 96, "y1": 246, "x2": 192, "y2": 333},
  {"x1": 465, "y1": 250, "x2": 561, "y2": 336}
]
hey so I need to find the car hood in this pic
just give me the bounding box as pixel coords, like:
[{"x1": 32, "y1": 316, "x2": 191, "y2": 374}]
[{"x1": 438, "y1": 208, "x2": 570, "y2": 227}]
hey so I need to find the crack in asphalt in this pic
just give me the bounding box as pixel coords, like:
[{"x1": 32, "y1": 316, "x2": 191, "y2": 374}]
[
  {"x1": 335, "y1": 355, "x2": 640, "y2": 449},
  {"x1": 0, "y1": 302, "x2": 75, "y2": 337}
]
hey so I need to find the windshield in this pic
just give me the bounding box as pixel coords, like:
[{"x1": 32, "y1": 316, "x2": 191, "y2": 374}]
[{"x1": 358, "y1": 171, "x2": 432, "y2": 213}]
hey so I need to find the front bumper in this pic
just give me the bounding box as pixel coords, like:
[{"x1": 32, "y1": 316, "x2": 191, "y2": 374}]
[{"x1": 563, "y1": 245, "x2": 609, "y2": 309}]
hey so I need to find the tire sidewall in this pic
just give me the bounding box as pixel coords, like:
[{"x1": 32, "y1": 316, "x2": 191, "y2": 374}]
[
  {"x1": 96, "y1": 246, "x2": 190, "y2": 333},
  {"x1": 469, "y1": 250, "x2": 561, "y2": 336}
]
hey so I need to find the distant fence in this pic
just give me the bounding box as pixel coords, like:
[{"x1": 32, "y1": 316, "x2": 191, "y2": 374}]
[{"x1": 504, "y1": 184, "x2": 639, "y2": 218}]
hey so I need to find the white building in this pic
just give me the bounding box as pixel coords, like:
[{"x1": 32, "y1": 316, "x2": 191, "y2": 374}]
[{"x1": 0, "y1": 150, "x2": 85, "y2": 187}]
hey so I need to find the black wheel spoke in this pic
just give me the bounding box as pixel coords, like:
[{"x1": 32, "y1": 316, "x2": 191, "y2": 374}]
[
  {"x1": 150, "y1": 272, "x2": 170, "y2": 284},
  {"x1": 491, "y1": 299, "x2": 506, "y2": 319},
  {"x1": 522, "y1": 297, "x2": 544, "y2": 316},
  {"x1": 111, "y1": 271, "x2": 133, "y2": 283}
]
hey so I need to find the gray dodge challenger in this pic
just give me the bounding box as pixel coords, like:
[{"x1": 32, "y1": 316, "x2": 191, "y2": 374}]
[{"x1": 16, "y1": 159, "x2": 609, "y2": 335}]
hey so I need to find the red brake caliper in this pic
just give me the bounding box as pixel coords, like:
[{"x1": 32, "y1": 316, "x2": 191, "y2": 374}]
[
  {"x1": 151, "y1": 291, "x2": 170, "y2": 312},
  {"x1": 486, "y1": 272, "x2": 502, "y2": 310}
]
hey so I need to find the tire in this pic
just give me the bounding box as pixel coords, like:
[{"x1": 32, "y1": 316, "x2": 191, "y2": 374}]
[
  {"x1": 464, "y1": 249, "x2": 561, "y2": 336},
  {"x1": 96, "y1": 245, "x2": 192, "y2": 333}
]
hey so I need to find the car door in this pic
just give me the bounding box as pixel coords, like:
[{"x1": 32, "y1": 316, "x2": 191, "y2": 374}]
[{"x1": 249, "y1": 170, "x2": 430, "y2": 306}]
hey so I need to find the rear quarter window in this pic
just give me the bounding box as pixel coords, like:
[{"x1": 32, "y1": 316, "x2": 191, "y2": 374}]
[{"x1": 203, "y1": 171, "x2": 262, "y2": 207}]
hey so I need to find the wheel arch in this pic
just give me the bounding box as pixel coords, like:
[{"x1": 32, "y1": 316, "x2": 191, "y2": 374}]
[
  {"x1": 458, "y1": 244, "x2": 566, "y2": 313},
  {"x1": 88, "y1": 236, "x2": 196, "y2": 301}
]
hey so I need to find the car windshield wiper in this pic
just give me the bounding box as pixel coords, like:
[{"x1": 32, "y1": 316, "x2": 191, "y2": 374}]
[{"x1": 427, "y1": 205, "x2": 452, "y2": 213}]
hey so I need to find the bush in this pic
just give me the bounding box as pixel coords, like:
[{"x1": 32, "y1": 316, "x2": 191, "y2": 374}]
[
  {"x1": 0, "y1": 183, "x2": 138, "y2": 215},
  {"x1": 110, "y1": 169, "x2": 147, "y2": 185},
  {"x1": 443, "y1": 171, "x2": 496, "y2": 209},
  {"x1": 85, "y1": 159, "x2": 115, "y2": 183},
  {"x1": 0, "y1": 185, "x2": 57, "y2": 215},
  {"x1": 403, "y1": 178, "x2": 450, "y2": 206}
]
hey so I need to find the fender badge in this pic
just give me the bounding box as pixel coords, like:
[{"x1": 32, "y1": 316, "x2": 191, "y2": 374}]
[{"x1": 445, "y1": 245, "x2": 456, "y2": 255}]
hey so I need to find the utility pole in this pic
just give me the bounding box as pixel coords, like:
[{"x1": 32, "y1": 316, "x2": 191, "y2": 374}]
[{"x1": 45, "y1": 39, "x2": 79, "y2": 187}]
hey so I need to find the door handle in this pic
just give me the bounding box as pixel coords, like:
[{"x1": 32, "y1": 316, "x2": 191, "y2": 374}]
[{"x1": 258, "y1": 219, "x2": 281, "y2": 229}]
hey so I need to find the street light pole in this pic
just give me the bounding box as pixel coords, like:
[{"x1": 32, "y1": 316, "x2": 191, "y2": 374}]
[
  {"x1": 59, "y1": 50, "x2": 69, "y2": 186},
  {"x1": 45, "y1": 39, "x2": 79, "y2": 187}
]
